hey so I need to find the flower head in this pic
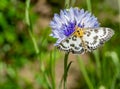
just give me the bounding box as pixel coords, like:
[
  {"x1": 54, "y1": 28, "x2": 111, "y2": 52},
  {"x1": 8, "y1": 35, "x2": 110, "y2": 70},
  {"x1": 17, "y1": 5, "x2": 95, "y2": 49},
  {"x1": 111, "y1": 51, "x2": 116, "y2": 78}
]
[{"x1": 50, "y1": 7, "x2": 100, "y2": 46}]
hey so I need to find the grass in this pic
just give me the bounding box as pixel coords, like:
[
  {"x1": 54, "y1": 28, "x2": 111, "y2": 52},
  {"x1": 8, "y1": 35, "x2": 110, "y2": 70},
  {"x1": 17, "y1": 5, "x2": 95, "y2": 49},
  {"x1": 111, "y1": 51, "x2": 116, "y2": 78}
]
[{"x1": 0, "y1": 0, "x2": 119, "y2": 89}]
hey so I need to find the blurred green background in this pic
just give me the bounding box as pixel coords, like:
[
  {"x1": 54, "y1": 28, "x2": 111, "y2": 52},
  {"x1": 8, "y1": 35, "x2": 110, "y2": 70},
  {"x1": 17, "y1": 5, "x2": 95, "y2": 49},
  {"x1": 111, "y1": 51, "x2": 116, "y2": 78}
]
[{"x1": 0, "y1": 0, "x2": 120, "y2": 89}]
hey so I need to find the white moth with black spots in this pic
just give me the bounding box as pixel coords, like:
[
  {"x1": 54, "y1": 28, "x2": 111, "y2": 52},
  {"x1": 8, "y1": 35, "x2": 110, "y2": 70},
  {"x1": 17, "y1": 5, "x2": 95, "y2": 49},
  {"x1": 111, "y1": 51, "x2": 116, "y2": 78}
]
[{"x1": 57, "y1": 27, "x2": 114, "y2": 54}]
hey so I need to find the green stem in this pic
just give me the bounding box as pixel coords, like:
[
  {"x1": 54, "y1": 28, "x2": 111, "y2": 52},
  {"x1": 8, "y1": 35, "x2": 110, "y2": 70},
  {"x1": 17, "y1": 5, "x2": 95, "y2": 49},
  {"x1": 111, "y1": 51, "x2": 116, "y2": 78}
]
[
  {"x1": 25, "y1": 0, "x2": 30, "y2": 26},
  {"x1": 93, "y1": 50, "x2": 101, "y2": 81},
  {"x1": 28, "y1": 30, "x2": 39, "y2": 54},
  {"x1": 78, "y1": 56, "x2": 94, "y2": 89},
  {"x1": 63, "y1": 0, "x2": 70, "y2": 89},
  {"x1": 118, "y1": 0, "x2": 120, "y2": 30},
  {"x1": 70, "y1": 0, "x2": 76, "y2": 7},
  {"x1": 25, "y1": 0, "x2": 51, "y2": 89},
  {"x1": 109, "y1": 52, "x2": 119, "y2": 89},
  {"x1": 50, "y1": 51, "x2": 56, "y2": 89},
  {"x1": 25, "y1": 0, "x2": 39, "y2": 55},
  {"x1": 64, "y1": 52, "x2": 69, "y2": 89},
  {"x1": 65, "y1": 0, "x2": 70, "y2": 8},
  {"x1": 86, "y1": 0, "x2": 92, "y2": 12}
]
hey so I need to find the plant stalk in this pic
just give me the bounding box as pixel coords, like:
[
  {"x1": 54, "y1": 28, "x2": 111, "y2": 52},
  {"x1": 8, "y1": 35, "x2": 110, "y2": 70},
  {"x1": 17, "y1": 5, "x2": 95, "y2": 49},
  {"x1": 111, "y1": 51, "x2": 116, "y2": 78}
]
[
  {"x1": 64, "y1": 52, "x2": 69, "y2": 89},
  {"x1": 25, "y1": 0, "x2": 39, "y2": 55},
  {"x1": 78, "y1": 56, "x2": 94, "y2": 89},
  {"x1": 86, "y1": 0, "x2": 92, "y2": 12}
]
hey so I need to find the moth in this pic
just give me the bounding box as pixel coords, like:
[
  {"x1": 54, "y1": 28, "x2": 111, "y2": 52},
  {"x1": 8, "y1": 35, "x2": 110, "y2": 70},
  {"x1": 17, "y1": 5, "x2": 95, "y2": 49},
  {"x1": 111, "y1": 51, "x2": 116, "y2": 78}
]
[{"x1": 57, "y1": 27, "x2": 114, "y2": 54}]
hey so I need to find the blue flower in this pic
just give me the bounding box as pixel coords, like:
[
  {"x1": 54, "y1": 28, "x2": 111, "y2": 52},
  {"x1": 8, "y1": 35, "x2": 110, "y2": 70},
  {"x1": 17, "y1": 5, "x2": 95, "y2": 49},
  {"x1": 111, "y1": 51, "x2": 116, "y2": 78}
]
[{"x1": 50, "y1": 7, "x2": 100, "y2": 46}]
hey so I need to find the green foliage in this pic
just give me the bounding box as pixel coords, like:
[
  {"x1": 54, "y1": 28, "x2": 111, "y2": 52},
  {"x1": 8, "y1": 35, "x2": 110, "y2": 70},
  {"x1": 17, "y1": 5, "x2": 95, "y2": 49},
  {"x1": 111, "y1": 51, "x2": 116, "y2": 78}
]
[{"x1": 0, "y1": 0, "x2": 119, "y2": 89}]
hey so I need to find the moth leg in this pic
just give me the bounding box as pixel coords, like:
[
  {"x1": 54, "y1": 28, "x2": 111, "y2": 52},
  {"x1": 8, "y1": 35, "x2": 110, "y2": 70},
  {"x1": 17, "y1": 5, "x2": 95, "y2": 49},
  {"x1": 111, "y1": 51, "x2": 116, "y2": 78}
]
[{"x1": 80, "y1": 37, "x2": 88, "y2": 52}]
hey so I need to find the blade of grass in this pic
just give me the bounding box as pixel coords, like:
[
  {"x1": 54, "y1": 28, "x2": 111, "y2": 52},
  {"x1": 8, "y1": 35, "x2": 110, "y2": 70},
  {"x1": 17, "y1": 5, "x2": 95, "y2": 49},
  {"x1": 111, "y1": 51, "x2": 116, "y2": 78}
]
[
  {"x1": 66, "y1": 61, "x2": 73, "y2": 73},
  {"x1": 59, "y1": 60, "x2": 72, "y2": 89},
  {"x1": 93, "y1": 50, "x2": 101, "y2": 81},
  {"x1": 118, "y1": 0, "x2": 120, "y2": 30},
  {"x1": 49, "y1": 50, "x2": 56, "y2": 89},
  {"x1": 105, "y1": 52, "x2": 120, "y2": 89},
  {"x1": 25, "y1": 0, "x2": 39, "y2": 55},
  {"x1": 25, "y1": 0, "x2": 51, "y2": 88},
  {"x1": 77, "y1": 56, "x2": 94, "y2": 89},
  {"x1": 86, "y1": 0, "x2": 92, "y2": 12}
]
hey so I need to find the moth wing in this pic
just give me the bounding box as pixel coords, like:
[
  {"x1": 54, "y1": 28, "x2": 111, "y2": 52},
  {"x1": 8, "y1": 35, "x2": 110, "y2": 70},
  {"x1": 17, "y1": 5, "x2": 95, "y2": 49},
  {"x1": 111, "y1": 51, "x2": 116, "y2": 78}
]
[
  {"x1": 83, "y1": 27, "x2": 114, "y2": 51},
  {"x1": 57, "y1": 34, "x2": 84, "y2": 54}
]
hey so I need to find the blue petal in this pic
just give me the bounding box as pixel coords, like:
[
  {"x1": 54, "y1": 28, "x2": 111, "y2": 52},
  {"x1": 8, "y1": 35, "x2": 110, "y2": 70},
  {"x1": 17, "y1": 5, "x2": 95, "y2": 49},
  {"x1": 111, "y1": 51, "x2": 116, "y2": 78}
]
[{"x1": 50, "y1": 7, "x2": 100, "y2": 45}]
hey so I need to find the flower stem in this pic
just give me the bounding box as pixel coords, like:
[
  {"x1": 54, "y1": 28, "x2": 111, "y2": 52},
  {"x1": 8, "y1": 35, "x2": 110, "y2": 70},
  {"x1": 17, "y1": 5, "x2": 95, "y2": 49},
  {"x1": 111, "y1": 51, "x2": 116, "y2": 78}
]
[
  {"x1": 86, "y1": 0, "x2": 92, "y2": 12},
  {"x1": 118, "y1": 0, "x2": 120, "y2": 30},
  {"x1": 63, "y1": 0, "x2": 70, "y2": 89},
  {"x1": 78, "y1": 56, "x2": 94, "y2": 89},
  {"x1": 65, "y1": 0, "x2": 70, "y2": 8},
  {"x1": 25, "y1": 0, "x2": 53, "y2": 89},
  {"x1": 28, "y1": 30, "x2": 39, "y2": 54},
  {"x1": 64, "y1": 52, "x2": 69, "y2": 89},
  {"x1": 25, "y1": 0, "x2": 39, "y2": 55},
  {"x1": 49, "y1": 50, "x2": 56, "y2": 89}
]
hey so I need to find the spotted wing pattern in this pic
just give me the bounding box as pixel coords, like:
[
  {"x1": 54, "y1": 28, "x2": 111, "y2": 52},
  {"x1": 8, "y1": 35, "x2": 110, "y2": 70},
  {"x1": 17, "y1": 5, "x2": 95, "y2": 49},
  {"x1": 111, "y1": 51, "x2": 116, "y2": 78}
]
[
  {"x1": 83, "y1": 27, "x2": 114, "y2": 51},
  {"x1": 57, "y1": 34, "x2": 85, "y2": 54},
  {"x1": 57, "y1": 27, "x2": 114, "y2": 54}
]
